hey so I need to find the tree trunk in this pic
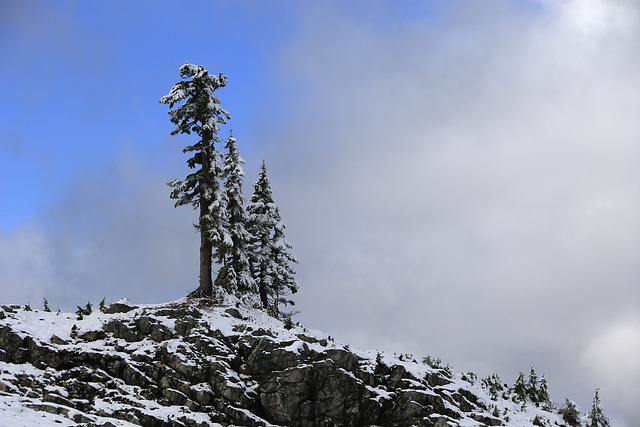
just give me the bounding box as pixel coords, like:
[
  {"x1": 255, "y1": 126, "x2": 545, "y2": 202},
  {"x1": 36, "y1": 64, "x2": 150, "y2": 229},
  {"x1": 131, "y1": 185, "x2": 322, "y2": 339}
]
[
  {"x1": 193, "y1": 144, "x2": 213, "y2": 298},
  {"x1": 259, "y1": 266, "x2": 268, "y2": 309},
  {"x1": 194, "y1": 194, "x2": 213, "y2": 297},
  {"x1": 199, "y1": 226, "x2": 213, "y2": 296}
]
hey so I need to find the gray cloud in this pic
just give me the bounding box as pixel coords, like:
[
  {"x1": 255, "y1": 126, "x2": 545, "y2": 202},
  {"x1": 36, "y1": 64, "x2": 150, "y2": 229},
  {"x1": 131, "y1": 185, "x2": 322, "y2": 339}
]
[
  {"x1": 254, "y1": 1, "x2": 640, "y2": 424},
  {"x1": 47, "y1": 154, "x2": 200, "y2": 306},
  {"x1": 0, "y1": 225, "x2": 56, "y2": 305},
  {"x1": 581, "y1": 313, "x2": 640, "y2": 422},
  {"x1": 0, "y1": 148, "x2": 199, "y2": 310}
]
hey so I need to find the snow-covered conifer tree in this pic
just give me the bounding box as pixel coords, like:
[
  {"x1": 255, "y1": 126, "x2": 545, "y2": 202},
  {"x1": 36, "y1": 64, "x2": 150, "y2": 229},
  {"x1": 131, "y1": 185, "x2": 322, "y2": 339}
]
[
  {"x1": 214, "y1": 132, "x2": 255, "y2": 299},
  {"x1": 160, "y1": 62, "x2": 231, "y2": 297},
  {"x1": 246, "y1": 162, "x2": 298, "y2": 316},
  {"x1": 588, "y1": 389, "x2": 610, "y2": 427},
  {"x1": 270, "y1": 208, "x2": 299, "y2": 315},
  {"x1": 512, "y1": 372, "x2": 527, "y2": 403},
  {"x1": 560, "y1": 398, "x2": 581, "y2": 426}
]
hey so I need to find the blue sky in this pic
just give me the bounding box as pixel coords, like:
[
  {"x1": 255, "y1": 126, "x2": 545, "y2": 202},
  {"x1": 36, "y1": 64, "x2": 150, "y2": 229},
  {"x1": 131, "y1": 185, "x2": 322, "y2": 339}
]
[
  {"x1": 2, "y1": 1, "x2": 640, "y2": 425},
  {"x1": 0, "y1": 0, "x2": 450, "y2": 232},
  {"x1": 0, "y1": 0, "x2": 301, "y2": 231}
]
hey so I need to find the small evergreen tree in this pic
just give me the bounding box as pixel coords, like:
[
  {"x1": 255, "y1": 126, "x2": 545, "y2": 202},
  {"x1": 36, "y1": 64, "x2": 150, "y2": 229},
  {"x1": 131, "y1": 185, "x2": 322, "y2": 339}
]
[
  {"x1": 481, "y1": 374, "x2": 504, "y2": 400},
  {"x1": 512, "y1": 372, "x2": 528, "y2": 403},
  {"x1": 43, "y1": 298, "x2": 51, "y2": 312},
  {"x1": 283, "y1": 313, "x2": 294, "y2": 330},
  {"x1": 536, "y1": 375, "x2": 550, "y2": 409},
  {"x1": 560, "y1": 398, "x2": 581, "y2": 426},
  {"x1": 527, "y1": 367, "x2": 539, "y2": 401},
  {"x1": 588, "y1": 389, "x2": 609, "y2": 427},
  {"x1": 532, "y1": 415, "x2": 547, "y2": 426},
  {"x1": 247, "y1": 162, "x2": 279, "y2": 310},
  {"x1": 75, "y1": 302, "x2": 92, "y2": 320},
  {"x1": 246, "y1": 162, "x2": 298, "y2": 316},
  {"x1": 526, "y1": 368, "x2": 550, "y2": 407},
  {"x1": 214, "y1": 132, "x2": 255, "y2": 299},
  {"x1": 270, "y1": 205, "x2": 299, "y2": 314},
  {"x1": 160, "y1": 62, "x2": 231, "y2": 297}
]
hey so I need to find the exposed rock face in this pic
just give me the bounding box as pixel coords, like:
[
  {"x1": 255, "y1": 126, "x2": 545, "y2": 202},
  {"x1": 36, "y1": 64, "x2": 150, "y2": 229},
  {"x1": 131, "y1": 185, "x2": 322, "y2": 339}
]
[{"x1": 0, "y1": 299, "x2": 561, "y2": 426}]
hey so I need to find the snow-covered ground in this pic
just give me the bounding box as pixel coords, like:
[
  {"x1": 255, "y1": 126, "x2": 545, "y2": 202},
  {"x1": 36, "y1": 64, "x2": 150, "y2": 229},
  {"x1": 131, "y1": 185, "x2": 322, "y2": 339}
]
[{"x1": 0, "y1": 297, "x2": 586, "y2": 426}]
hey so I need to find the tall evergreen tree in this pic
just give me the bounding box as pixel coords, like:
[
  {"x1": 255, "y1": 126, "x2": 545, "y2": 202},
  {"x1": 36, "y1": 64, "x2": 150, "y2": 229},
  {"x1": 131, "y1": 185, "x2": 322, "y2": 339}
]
[
  {"x1": 160, "y1": 62, "x2": 231, "y2": 297},
  {"x1": 246, "y1": 162, "x2": 298, "y2": 316},
  {"x1": 214, "y1": 132, "x2": 255, "y2": 299},
  {"x1": 246, "y1": 162, "x2": 279, "y2": 310}
]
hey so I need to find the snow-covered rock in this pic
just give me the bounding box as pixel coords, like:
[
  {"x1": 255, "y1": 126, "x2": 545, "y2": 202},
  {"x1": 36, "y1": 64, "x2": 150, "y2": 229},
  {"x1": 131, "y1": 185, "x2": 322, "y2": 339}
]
[{"x1": 0, "y1": 297, "x2": 571, "y2": 426}]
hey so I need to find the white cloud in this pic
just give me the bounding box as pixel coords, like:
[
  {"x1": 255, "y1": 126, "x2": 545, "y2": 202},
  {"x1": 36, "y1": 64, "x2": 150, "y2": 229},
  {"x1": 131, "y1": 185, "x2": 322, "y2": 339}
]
[{"x1": 552, "y1": 0, "x2": 640, "y2": 36}]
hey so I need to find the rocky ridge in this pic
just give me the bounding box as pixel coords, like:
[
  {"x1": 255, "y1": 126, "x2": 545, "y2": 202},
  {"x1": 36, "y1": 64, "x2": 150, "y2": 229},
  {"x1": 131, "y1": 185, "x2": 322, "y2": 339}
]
[{"x1": 0, "y1": 297, "x2": 569, "y2": 426}]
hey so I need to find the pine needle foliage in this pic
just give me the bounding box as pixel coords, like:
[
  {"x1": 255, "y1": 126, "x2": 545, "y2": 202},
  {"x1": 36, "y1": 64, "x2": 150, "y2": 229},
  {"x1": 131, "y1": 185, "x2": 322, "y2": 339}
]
[
  {"x1": 588, "y1": 389, "x2": 610, "y2": 427},
  {"x1": 214, "y1": 132, "x2": 256, "y2": 299},
  {"x1": 247, "y1": 162, "x2": 298, "y2": 317},
  {"x1": 560, "y1": 398, "x2": 581, "y2": 427},
  {"x1": 160, "y1": 62, "x2": 231, "y2": 297},
  {"x1": 161, "y1": 63, "x2": 298, "y2": 315}
]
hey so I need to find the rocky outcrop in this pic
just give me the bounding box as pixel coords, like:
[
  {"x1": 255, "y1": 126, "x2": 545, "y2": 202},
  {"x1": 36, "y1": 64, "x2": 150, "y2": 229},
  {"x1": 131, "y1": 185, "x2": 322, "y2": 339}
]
[{"x1": 0, "y1": 299, "x2": 561, "y2": 426}]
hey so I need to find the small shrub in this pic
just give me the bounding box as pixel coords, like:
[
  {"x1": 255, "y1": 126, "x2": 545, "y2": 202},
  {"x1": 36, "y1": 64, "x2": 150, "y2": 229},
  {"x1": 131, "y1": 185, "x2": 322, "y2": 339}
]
[
  {"x1": 76, "y1": 301, "x2": 93, "y2": 319},
  {"x1": 462, "y1": 371, "x2": 477, "y2": 385},
  {"x1": 422, "y1": 355, "x2": 442, "y2": 369},
  {"x1": 532, "y1": 415, "x2": 548, "y2": 426},
  {"x1": 283, "y1": 316, "x2": 294, "y2": 330},
  {"x1": 481, "y1": 374, "x2": 504, "y2": 400},
  {"x1": 375, "y1": 352, "x2": 389, "y2": 376},
  {"x1": 443, "y1": 364, "x2": 453, "y2": 377}
]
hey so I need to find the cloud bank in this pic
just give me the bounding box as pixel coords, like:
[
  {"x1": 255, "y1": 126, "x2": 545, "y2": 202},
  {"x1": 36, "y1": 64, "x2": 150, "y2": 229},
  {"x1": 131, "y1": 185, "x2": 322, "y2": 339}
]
[
  {"x1": 1, "y1": 0, "x2": 639, "y2": 424},
  {"x1": 259, "y1": 0, "x2": 640, "y2": 423}
]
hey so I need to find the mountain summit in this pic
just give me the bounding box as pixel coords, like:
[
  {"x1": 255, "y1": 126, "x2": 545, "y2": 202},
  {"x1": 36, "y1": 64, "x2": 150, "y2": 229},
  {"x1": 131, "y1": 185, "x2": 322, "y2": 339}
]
[{"x1": 0, "y1": 296, "x2": 587, "y2": 426}]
